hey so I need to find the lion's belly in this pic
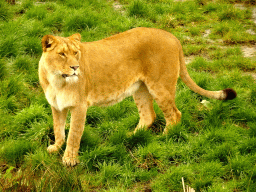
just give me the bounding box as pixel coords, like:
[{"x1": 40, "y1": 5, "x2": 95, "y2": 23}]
[
  {"x1": 87, "y1": 80, "x2": 142, "y2": 107},
  {"x1": 45, "y1": 86, "x2": 77, "y2": 111}
]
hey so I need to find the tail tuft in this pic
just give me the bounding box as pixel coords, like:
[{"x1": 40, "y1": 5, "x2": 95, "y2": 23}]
[{"x1": 223, "y1": 88, "x2": 237, "y2": 100}]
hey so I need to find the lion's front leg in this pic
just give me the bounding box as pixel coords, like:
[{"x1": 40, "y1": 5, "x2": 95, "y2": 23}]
[
  {"x1": 48, "y1": 107, "x2": 68, "y2": 153},
  {"x1": 62, "y1": 105, "x2": 87, "y2": 166}
]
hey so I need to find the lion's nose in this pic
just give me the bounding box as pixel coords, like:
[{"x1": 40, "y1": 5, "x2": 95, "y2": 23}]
[{"x1": 70, "y1": 66, "x2": 79, "y2": 71}]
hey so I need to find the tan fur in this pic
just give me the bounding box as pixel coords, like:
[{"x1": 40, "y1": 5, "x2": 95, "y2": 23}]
[{"x1": 39, "y1": 27, "x2": 235, "y2": 166}]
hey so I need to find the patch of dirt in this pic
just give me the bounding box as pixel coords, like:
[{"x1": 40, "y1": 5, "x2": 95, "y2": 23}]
[
  {"x1": 234, "y1": 4, "x2": 247, "y2": 10},
  {"x1": 113, "y1": 2, "x2": 122, "y2": 10},
  {"x1": 244, "y1": 72, "x2": 256, "y2": 81},
  {"x1": 113, "y1": 1, "x2": 124, "y2": 14},
  {"x1": 203, "y1": 29, "x2": 211, "y2": 38},
  {"x1": 252, "y1": 7, "x2": 256, "y2": 25},
  {"x1": 185, "y1": 56, "x2": 195, "y2": 64},
  {"x1": 246, "y1": 29, "x2": 256, "y2": 35},
  {"x1": 242, "y1": 46, "x2": 256, "y2": 58}
]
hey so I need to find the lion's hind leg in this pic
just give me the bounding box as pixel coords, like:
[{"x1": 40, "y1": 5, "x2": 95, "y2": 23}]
[
  {"x1": 133, "y1": 83, "x2": 156, "y2": 133},
  {"x1": 148, "y1": 84, "x2": 182, "y2": 134},
  {"x1": 155, "y1": 97, "x2": 181, "y2": 134}
]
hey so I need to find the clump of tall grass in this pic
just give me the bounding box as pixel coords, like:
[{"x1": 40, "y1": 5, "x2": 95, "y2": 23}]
[
  {"x1": 62, "y1": 0, "x2": 88, "y2": 9},
  {"x1": 0, "y1": 59, "x2": 7, "y2": 80},
  {"x1": 0, "y1": 95, "x2": 20, "y2": 115},
  {"x1": 0, "y1": 76, "x2": 25, "y2": 99},
  {"x1": 24, "y1": 148, "x2": 57, "y2": 172},
  {"x1": 86, "y1": 106, "x2": 107, "y2": 127},
  {"x1": 189, "y1": 55, "x2": 255, "y2": 73},
  {"x1": 0, "y1": 1, "x2": 13, "y2": 21},
  {"x1": 152, "y1": 166, "x2": 194, "y2": 191},
  {"x1": 127, "y1": 0, "x2": 150, "y2": 18},
  {"x1": 0, "y1": 35, "x2": 20, "y2": 58},
  {"x1": 166, "y1": 125, "x2": 188, "y2": 143},
  {"x1": 23, "y1": 19, "x2": 49, "y2": 38},
  {"x1": 43, "y1": 10, "x2": 64, "y2": 32},
  {"x1": 218, "y1": 4, "x2": 251, "y2": 21},
  {"x1": 127, "y1": 0, "x2": 161, "y2": 22},
  {"x1": 0, "y1": 139, "x2": 36, "y2": 166},
  {"x1": 64, "y1": 8, "x2": 100, "y2": 32},
  {"x1": 125, "y1": 129, "x2": 153, "y2": 150},
  {"x1": 11, "y1": 104, "x2": 49, "y2": 137},
  {"x1": 13, "y1": 55, "x2": 35, "y2": 72},
  {"x1": 79, "y1": 125, "x2": 101, "y2": 151},
  {"x1": 96, "y1": 161, "x2": 123, "y2": 186},
  {"x1": 81, "y1": 144, "x2": 128, "y2": 171},
  {"x1": 26, "y1": 5, "x2": 47, "y2": 21},
  {"x1": 22, "y1": 37, "x2": 42, "y2": 56}
]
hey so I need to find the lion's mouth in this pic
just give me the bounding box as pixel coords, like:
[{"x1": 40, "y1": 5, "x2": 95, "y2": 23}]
[{"x1": 62, "y1": 73, "x2": 78, "y2": 78}]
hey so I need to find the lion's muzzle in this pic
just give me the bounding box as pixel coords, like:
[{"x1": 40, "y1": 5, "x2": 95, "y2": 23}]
[{"x1": 62, "y1": 66, "x2": 79, "y2": 78}]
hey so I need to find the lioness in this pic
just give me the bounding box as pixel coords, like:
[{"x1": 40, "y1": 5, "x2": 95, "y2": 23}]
[{"x1": 39, "y1": 27, "x2": 236, "y2": 166}]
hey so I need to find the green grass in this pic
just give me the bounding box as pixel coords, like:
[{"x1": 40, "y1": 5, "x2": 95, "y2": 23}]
[{"x1": 0, "y1": 0, "x2": 256, "y2": 191}]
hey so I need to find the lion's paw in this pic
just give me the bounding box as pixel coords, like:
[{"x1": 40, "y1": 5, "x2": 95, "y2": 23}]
[
  {"x1": 62, "y1": 155, "x2": 80, "y2": 167},
  {"x1": 47, "y1": 144, "x2": 60, "y2": 153}
]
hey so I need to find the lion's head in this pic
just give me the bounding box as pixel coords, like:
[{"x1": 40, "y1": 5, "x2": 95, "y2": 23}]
[{"x1": 41, "y1": 33, "x2": 82, "y2": 83}]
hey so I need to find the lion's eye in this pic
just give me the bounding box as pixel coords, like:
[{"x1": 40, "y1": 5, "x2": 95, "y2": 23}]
[
  {"x1": 59, "y1": 52, "x2": 65, "y2": 57},
  {"x1": 74, "y1": 51, "x2": 78, "y2": 55}
]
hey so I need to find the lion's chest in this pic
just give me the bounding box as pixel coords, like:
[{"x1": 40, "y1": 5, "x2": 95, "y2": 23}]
[{"x1": 45, "y1": 86, "x2": 77, "y2": 111}]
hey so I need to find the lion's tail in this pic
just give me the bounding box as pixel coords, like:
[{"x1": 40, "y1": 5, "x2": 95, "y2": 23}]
[{"x1": 178, "y1": 46, "x2": 236, "y2": 100}]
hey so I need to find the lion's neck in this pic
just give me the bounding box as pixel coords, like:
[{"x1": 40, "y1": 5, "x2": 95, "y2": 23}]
[{"x1": 45, "y1": 74, "x2": 80, "y2": 111}]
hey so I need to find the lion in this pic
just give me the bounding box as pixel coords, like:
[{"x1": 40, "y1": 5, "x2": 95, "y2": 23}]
[{"x1": 39, "y1": 27, "x2": 236, "y2": 166}]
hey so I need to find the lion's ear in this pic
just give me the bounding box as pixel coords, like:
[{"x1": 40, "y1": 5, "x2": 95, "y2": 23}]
[
  {"x1": 69, "y1": 33, "x2": 81, "y2": 42},
  {"x1": 42, "y1": 35, "x2": 58, "y2": 52}
]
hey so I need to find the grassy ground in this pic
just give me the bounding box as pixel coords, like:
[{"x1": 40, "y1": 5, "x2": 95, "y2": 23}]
[{"x1": 0, "y1": 0, "x2": 256, "y2": 191}]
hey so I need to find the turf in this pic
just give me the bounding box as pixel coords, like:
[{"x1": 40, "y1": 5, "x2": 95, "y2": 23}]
[{"x1": 0, "y1": 0, "x2": 255, "y2": 191}]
